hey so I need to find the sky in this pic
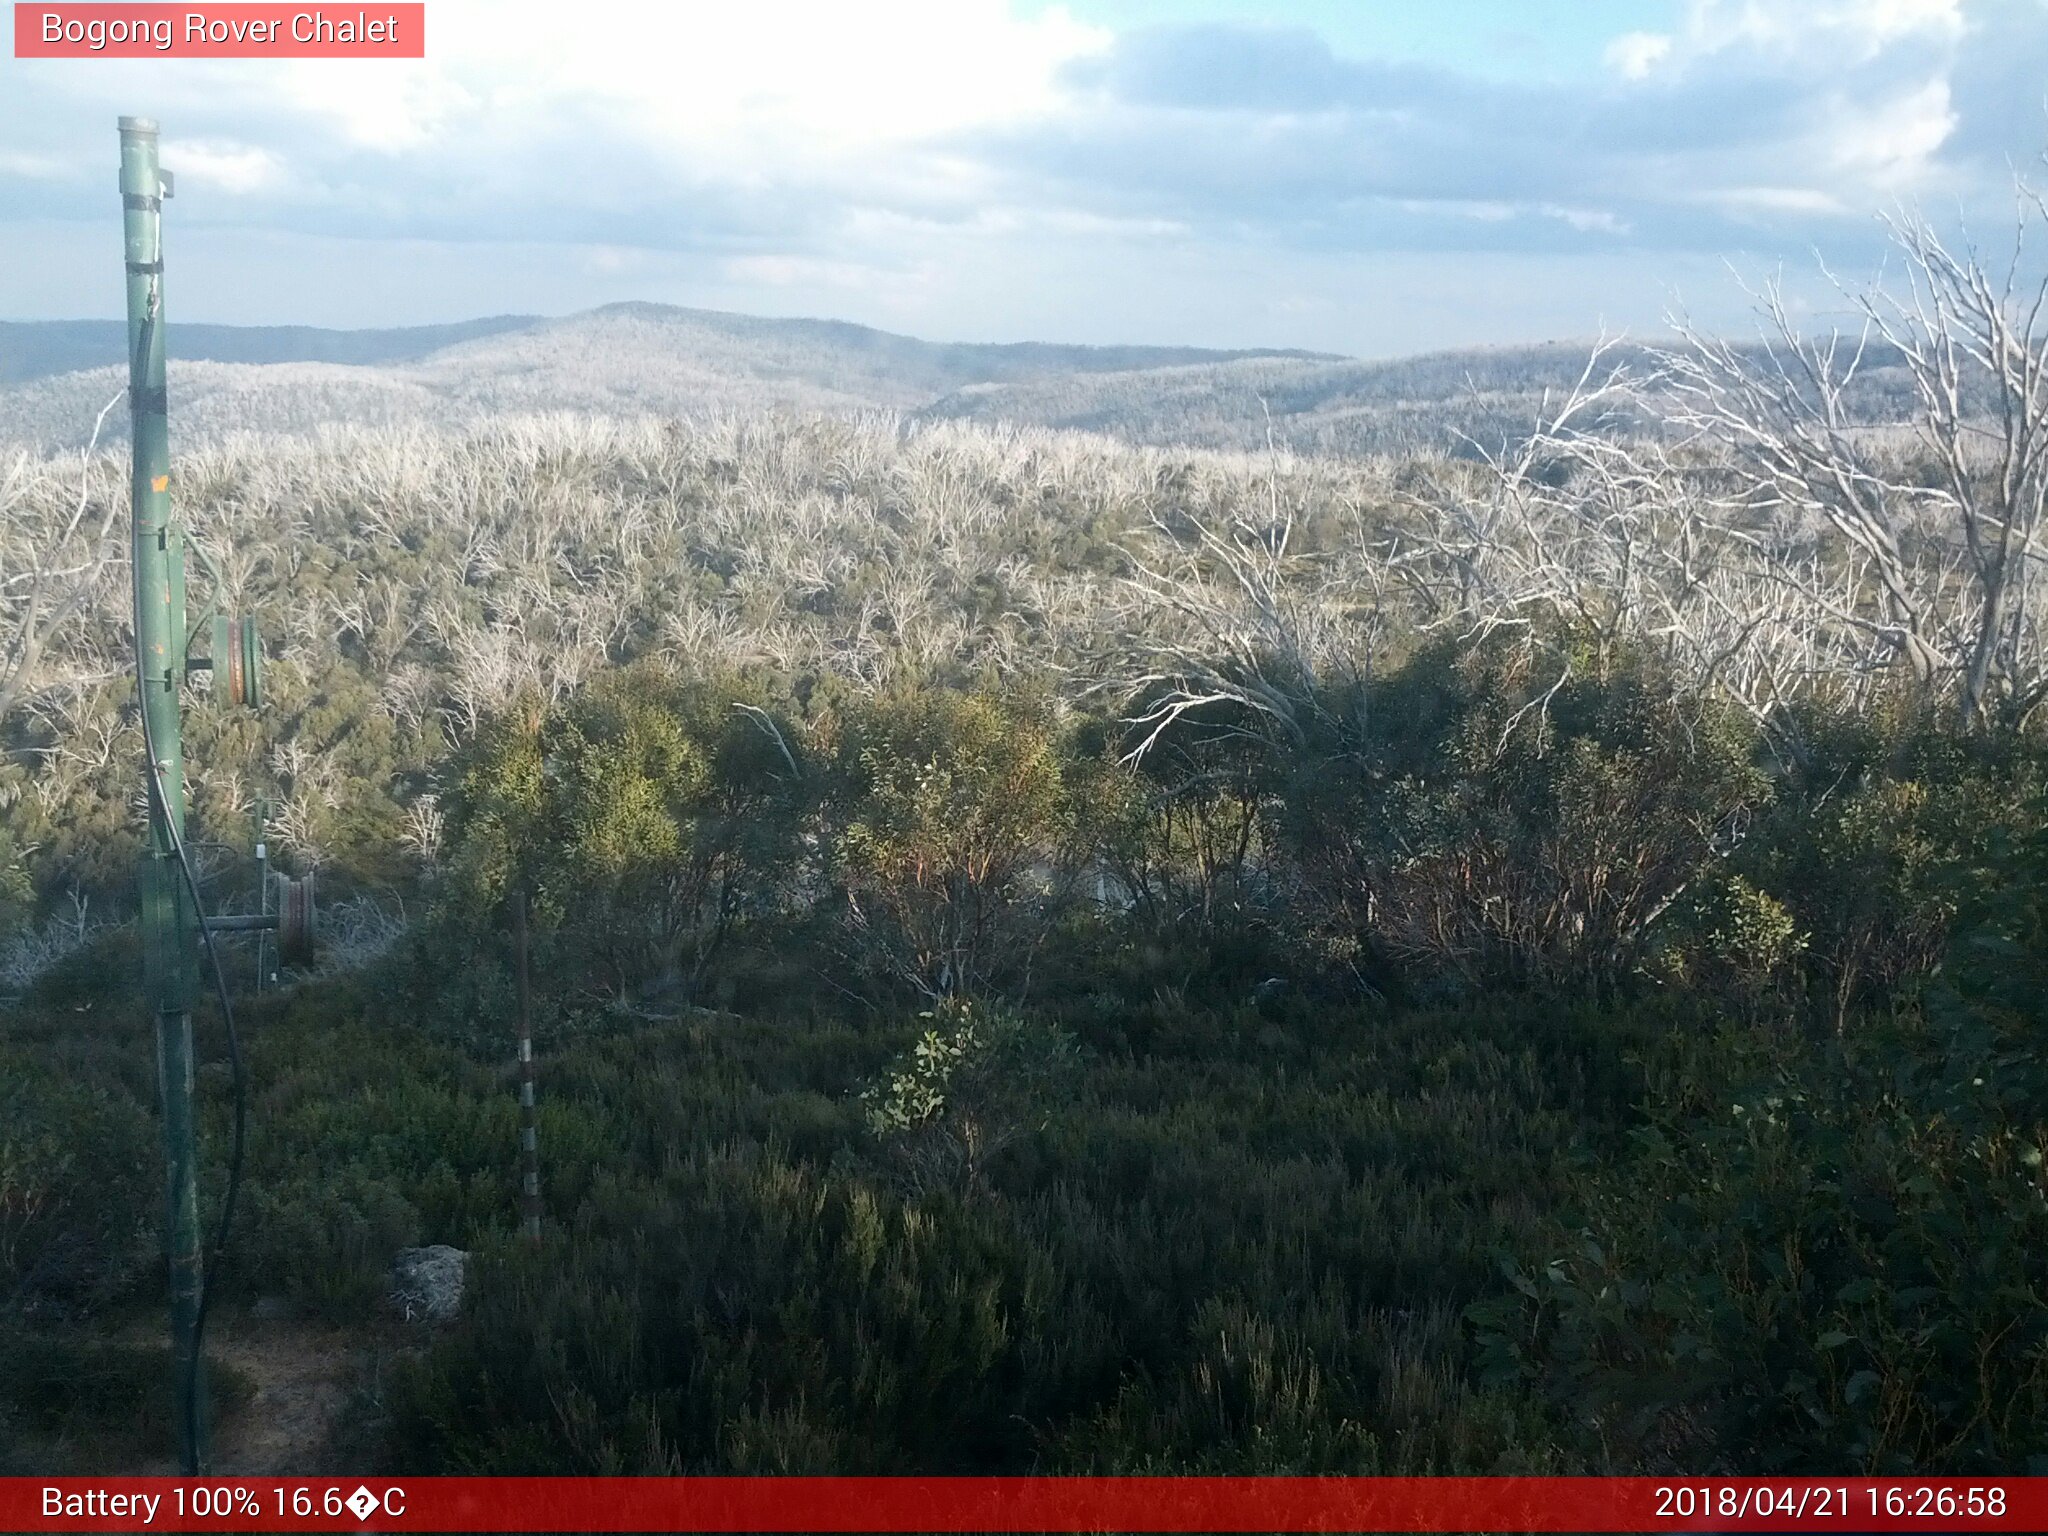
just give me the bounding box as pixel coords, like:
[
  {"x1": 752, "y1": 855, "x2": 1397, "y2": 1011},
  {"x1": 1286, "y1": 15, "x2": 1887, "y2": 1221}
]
[{"x1": 2, "y1": 0, "x2": 2046, "y2": 357}]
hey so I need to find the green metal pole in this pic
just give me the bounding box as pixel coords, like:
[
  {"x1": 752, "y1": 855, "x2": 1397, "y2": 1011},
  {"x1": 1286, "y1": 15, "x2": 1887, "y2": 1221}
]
[{"x1": 120, "y1": 114, "x2": 208, "y2": 1475}]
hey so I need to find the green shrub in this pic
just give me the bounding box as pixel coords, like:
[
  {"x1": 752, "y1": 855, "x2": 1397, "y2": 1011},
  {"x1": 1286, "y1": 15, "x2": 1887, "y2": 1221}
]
[
  {"x1": 0, "y1": 1044, "x2": 155, "y2": 1318},
  {"x1": 0, "y1": 1330, "x2": 252, "y2": 1470},
  {"x1": 1079, "y1": 712, "x2": 1272, "y2": 941},
  {"x1": 388, "y1": 1148, "x2": 1037, "y2": 1473},
  {"x1": 860, "y1": 1000, "x2": 1081, "y2": 1193},
  {"x1": 237, "y1": 1166, "x2": 423, "y2": 1319},
  {"x1": 1279, "y1": 634, "x2": 1769, "y2": 989},
  {"x1": 1731, "y1": 715, "x2": 2047, "y2": 1028},
  {"x1": 438, "y1": 665, "x2": 808, "y2": 1009},
  {"x1": 826, "y1": 688, "x2": 1077, "y2": 999},
  {"x1": 1653, "y1": 874, "x2": 1806, "y2": 1006},
  {"x1": 0, "y1": 825, "x2": 32, "y2": 940},
  {"x1": 1473, "y1": 819, "x2": 2048, "y2": 1473}
]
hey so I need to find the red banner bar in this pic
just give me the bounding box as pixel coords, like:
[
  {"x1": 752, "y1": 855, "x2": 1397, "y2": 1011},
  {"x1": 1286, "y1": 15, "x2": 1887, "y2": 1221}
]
[
  {"x1": 13, "y1": 4, "x2": 425, "y2": 58},
  {"x1": 3, "y1": 1477, "x2": 2045, "y2": 1533}
]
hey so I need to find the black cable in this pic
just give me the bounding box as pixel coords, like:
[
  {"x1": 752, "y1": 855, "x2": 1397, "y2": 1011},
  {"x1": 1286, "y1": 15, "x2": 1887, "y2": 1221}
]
[
  {"x1": 137, "y1": 695, "x2": 247, "y2": 1442},
  {"x1": 129, "y1": 263, "x2": 247, "y2": 1458}
]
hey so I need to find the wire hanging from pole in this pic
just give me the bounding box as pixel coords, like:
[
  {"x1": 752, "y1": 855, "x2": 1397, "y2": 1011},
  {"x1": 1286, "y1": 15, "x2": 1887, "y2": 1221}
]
[{"x1": 129, "y1": 248, "x2": 247, "y2": 1459}]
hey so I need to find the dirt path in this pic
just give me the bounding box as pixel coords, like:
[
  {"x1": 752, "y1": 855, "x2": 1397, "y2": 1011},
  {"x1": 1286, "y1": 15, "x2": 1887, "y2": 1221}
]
[
  {"x1": 209, "y1": 1317, "x2": 363, "y2": 1475},
  {"x1": 125, "y1": 1310, "x2": 381, "y2": 1475}
]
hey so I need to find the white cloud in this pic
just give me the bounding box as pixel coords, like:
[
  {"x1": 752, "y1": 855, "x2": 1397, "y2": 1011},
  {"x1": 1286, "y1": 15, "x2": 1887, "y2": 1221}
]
[
  {"x1": 1408, "y1": 199, "x2": 1631, "y2": 235},
  {"x1": 722, "y1": 253, "x2": 891, "y2": 291},
  {"x1": 1427, "y1": 200, "x2": 1517, "y2": 223},
  {"x1": 0, "y1": 150, "x2": 66, "y2": 179},
  {"x1": 264, "y1": 61, "x2": 478, "y2": 152},
  {"x1": 1858, "y1": 0, "x2": 1967, "y2": 41},
  {"x1": 1640, "y1": 0, "x2": 1962, "y2": 66},
  {"x1": 159, "y1": 139, "x2": 286, "y2": 194},
  {"x1": 915, "y1": 204, "x2": 1189, "y2": 239},
  {"x1": 1604, "y1": 31, "x2": 1672, "y2": 79},
  {"x1": 269, "y1": 0, "x2": 1113, "y2": 166},
  {"x1": 580, "y1": 245, "x2": 648, "y2": 276},
  {"x1": 1544, "y1": 205, "x2": 1632, "y2": 235},
  {"x1": 1822, "y1": 76, "x2": 1959, "y2": 188},
  {"x1": 18, "y1": 4, "x2": 1112, "y2": 176},
  {"x1": 1695, "y1": 185, "x2": 1853, "y2": 216},
  {"x1": 1594, "y1": 0, "x2": 1970, "y2": 215}
]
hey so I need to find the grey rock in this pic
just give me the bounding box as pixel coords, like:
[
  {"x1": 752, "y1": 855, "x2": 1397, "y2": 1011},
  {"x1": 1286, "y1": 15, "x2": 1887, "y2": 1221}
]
[
  {"x1": 249, "y1": 1294, "x2": 295, "y2": 1321},
  {"x1": 389, "y1": 1244, "x2": 468, "y2": 1323}
]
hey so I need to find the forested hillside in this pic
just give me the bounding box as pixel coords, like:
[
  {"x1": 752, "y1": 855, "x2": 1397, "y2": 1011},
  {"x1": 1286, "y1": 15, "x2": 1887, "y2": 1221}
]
[
  {"x1": 3, "y1": 219, "x2": 2046, "y2": 1477},
  {"x1": 0, "y1": 303, "x2": 1333, "y2": 453},
  {"x1": 916, "y1": 337, "x2": 1933, "y2": 458},
  {"x1": 0, "y1": 314, "x2": 543, "y2": 386},
  {"x1": 0, "y1": 304, "x2": 1923, "y2": 468}
]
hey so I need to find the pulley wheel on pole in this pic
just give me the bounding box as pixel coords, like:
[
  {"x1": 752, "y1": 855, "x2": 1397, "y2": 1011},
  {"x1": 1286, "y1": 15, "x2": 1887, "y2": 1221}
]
[
  {"x1": 272, "y1": 870, "x2": 315, "y2": 966},
  {"x1": 210, "y1": 614, "x2": 263, "y2": 709}
]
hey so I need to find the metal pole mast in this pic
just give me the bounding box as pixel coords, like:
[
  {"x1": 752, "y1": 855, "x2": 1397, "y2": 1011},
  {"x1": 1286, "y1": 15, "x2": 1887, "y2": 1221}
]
[{"x1": 120, "y1": 114, "x2": 208, "y2": 1475}]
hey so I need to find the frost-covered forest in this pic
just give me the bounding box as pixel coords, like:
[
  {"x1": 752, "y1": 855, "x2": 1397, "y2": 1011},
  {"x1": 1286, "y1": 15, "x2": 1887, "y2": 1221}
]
[{"x1": 3, "y1": 203, "x2": 2048, "y2": 1476}]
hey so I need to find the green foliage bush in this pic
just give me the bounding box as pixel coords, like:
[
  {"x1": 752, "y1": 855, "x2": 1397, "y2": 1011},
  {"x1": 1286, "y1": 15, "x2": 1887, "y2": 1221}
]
[
  {"x1": 439, "y1": 665, "x2": 808, "y2": 1010},
  {"x1": 1654, "y1": 874, "x2": 1805, "y2": 1006},
  {"x1": 826, "y1": 687, "x2": 1078, "y2": 999},
  {"x1": 0, "y1": 1036, "x2": 155, "y2": 1319},
  {"x1": 1269, "y1": 634, "x2": 1768, "y2": 990},
  {"x1": 0, "y1": 825, "x2": 32, "y2": 939},
  {"x1": 1730, "y1": 712, "x2": 2048, "y2": 1026},
  {"x1": 859, "y1": 1000, "x2": 1081, "y2": 1193},
  {"x1": 0, "y1": 1330, "x2": 252, "y2": 1472},
  {"x1": 222, "y1": 984, "x2": 521, "y2": 1318},
  {"x1": 1081, "y1": 714, "x2": 1271, "y2": 942},
  {"x1": 1474, "y1": 820, "x2": 2048, "y2": 1472}
]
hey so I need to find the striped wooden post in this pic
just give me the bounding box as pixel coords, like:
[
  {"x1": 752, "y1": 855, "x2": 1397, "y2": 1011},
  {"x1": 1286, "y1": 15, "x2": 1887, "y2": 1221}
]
[{"x1": 512, "y1": 887, "x2": 543, "y2": 1244}]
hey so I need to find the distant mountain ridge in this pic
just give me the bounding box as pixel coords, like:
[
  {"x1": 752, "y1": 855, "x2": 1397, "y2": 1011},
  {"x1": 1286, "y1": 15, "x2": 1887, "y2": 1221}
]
[
  {"x1": 913, "y1": 341, "x2": 1644, "y2": 457},
  {"x1": 0, "y1": 303, "x2": 1336, "y2": 391},
  {"x1": 912, "y1": 337, "x2": 1927, "y2": 457},
  {"x1": 0, "y1": 302, "x2": 1349, "y2": 452},
  {"x1": 0, "y1": 314, "x2": 543, "y2": 386},
  {"x1": 0, "y1": 301, "x2": 1931, "y2": 461}
]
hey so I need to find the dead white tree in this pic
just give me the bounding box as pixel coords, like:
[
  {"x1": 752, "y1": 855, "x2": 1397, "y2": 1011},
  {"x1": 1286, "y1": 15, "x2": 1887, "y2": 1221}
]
[
  {"x1": 1655, "y1": 184, "x2": 2048, "y2": 731},
  {"x1": 0, "y1": 390, "x2": 126, "y2": 726},
  {"x1": 1386, "y1": 337, "x2": 1647, "y2": 650},
  {"x1": 1383, "y1": 337, "x2": 1892, "y2": 759},
  {"x1": 1111, "y1": 468, "x2": 1383, "y2": 767}
]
